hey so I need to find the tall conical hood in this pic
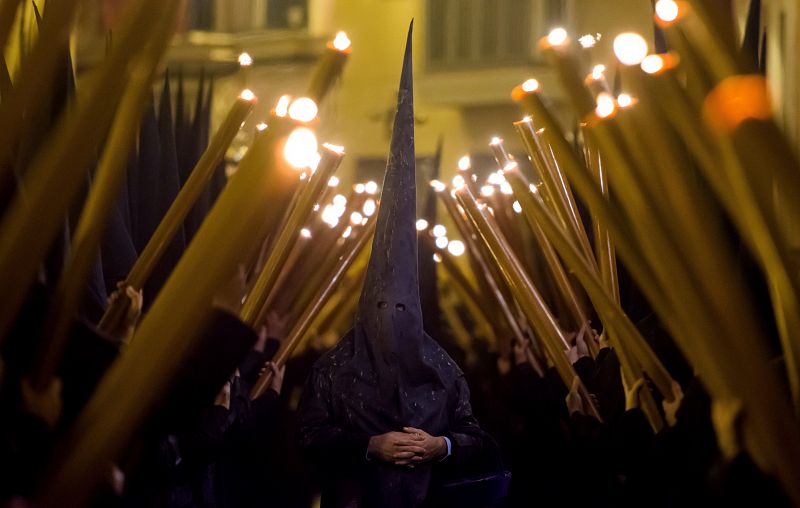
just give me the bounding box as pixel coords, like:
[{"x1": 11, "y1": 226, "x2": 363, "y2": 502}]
[{"x1": 356, "y1": 22, "x2": 421, "y2": 338}]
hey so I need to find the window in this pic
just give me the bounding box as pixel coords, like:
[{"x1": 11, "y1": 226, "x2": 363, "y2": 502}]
[
  {"x1": 186, "y1": 0, "x2": 308, "y2": 33},
  {"x1": 427, "y1": 0, "x2": 570, "y2": 70}
]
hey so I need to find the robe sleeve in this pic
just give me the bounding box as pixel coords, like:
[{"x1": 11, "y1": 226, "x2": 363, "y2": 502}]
[
  {"x1": 443, "y1": 375, "x2": 487, "y2": 466},
  {"x1": 296, "y1": 367, "x2": 371, "y2": 467}
]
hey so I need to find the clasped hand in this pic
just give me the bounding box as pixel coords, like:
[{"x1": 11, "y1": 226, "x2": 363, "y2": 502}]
[{"x1": 367, "y1": 426, "x2": 447, "y2": 467}]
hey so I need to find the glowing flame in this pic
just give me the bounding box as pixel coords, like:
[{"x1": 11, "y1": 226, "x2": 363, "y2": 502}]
[
  {"x1": 342, "y1": 226, "x2": 353, "y2": 238},
  {"x1": 354, "y1": 183, "x2": 365, "y2": 193},
  {"x1": 365, "y1": 181, "x2": 378, "y2": 194},
  {"x1": 503, "y1": 161, "x2": 518, "y2": 172},
  {"x1": 433, "y1": 253, "x2": 442, "y2": 263},
  {"x1": 284, "y1": 128, "x2": 318, "y2": 169},
  {"x1": 432, "y1": 224, "x2": 447, "y2": 238},
  {"x1": 240, "y1": 89, "x2": 256, "y2": 102},
  {"x1": 458, "y1": 155, "x2": 471, "y2": 171},
  {"x1": 300, "y1": 228, "x2": 312, "y2": 238},
  {"x1": 529, "y1": 183, "x2": 538, "y2": 193},
  {"x1": 363, "y1": 199, "x2": 377, "y2": 217},
  {"x1": 321, "y1": 205, "x2": 340, "y2": 227},
  {"x1": 500, "y1": 182, "x2": 513, "y2": 195},
  {"x1": 313, "y1": 203, "x2": 320, "y2": 211},
  {"x1": 275, "y1": 95, "x2": 291, "y2": 117},
  {"x1": 447, "y1": 240, "x2": 465, "y2": 256},
  {"x1": 613, "y1": 33, "x2": 649, "y2": 66},
  {"x1": 480, "y1": 185, "x2": 495, "y2": 197},
  {"x1": 351, "y1": 211, "x2": 364, "y2": 224},
  {"x1": 452, "y1": 175, "x2": 466, "y2": 189},
  {"x1": 655, "y1": 0, "x2": 679, "y2": 22},
  {"x1": 490, "y1": 136, "x2": 502, "y2": 146},
  {"x1": 322, "y1": 142, "x2": 345, "y2": 154},
  {"x1": 547, "y1": 27, "x2": 569, "y2": 47},
  {"x1": 256, "y1": 122, "x2": 268, "y2": 131},
  {"x1": 591, "y1": 64, "x2": 606, "y2": 80},
  {"x1": 521, "y1": 78, "x2": 540, "y2": 93},
  {"x1": 238, "y1": 52, "x2": 253, "y2": 67},
  {"x1": 416, "y1": 219, "x2": 429, "y2": 231},
  {"x1": 430, "y1": 180, "x2": 446, "y2": 192},
  {"x1": 435, "y1": 236, "x2": 449, "y2": 249},
  {"x1": 595, "y1": 93, "x2": 617, "y2": 119},
  {"x1": 513, "y1": 201, "x2": 522, "y2": 213},
  {"x1": 617, "y1": 93, "x2": 633, "y2": 108},
  {"x1": 641, "y1": 54, "x2": 665, "y2": 74},
  {"x1": 333, "y1": 194, "x2": 347, "y2": 207},
  {"x1": 328, "y1": 176, "x2": 340, "y2": 187},
  {"x1": 578, "y1": 33, "x2": 600, "y2": 48},
  {"x1": 487, "y1": 171, "x2": 505, "y2": 185},
  {"x1": 333, "y1": 31, "x2": 351, "y2": 51},
  {"x1": 288, "y1": 97, "x2": 319, "y2": 122}
]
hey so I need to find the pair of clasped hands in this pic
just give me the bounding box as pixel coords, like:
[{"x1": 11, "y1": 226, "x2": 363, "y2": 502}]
[{"x1": 367, "y1": 427, "x2": 447, "y2": 467}]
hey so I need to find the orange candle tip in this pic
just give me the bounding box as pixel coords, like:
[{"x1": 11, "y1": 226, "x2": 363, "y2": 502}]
[
  {"x1": 239, "y1": 89, "x2": 257, "y2": 102},
  {"x1": 640, "y1": 53, "x2": 679, "y2": 74},
  {"x1": 330, "y1": 31, "x2": 352, "y2": 53},
  {"x1": 512, "y1": 79, "x2": 540, "y2": 101},
  {"x1": 540, "y1": 27, "x2": 569, "y2": 50},
  {"x1": 703, "y1": 75, "x2": 772, "y2": 133}
]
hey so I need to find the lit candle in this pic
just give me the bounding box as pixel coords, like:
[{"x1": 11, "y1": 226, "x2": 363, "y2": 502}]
[{"x1": 306, "y1": 31, "x2": 352, "y2": 104}]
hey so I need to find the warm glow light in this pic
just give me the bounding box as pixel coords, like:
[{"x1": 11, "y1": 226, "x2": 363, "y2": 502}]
[
  {"x1": 432, "y1": 224, "x2": 447, "y2": 238},
  {"x1": 433, "y1": 253, "x2": 442, "y2": 263},
  {"x1": 333, "y1": 194, "x2": 347, "y2": 207},
  {"x1": 490, "y1": 136, "x2": 502, "y2": 146},
  {"x1": 447, "y1": 240, "x2": 465, "y2": 256},
  {"x1": 487, "y1": 171, "x2": 505, "y2": 185},
  {"x1": 503, "y1": 161, "x2": 518, "y2": 172},
  {"x1": 655, "y1": 0, "x2": 679, "y2": 22},
  {"x1": 641, "y1": 54, "x2": 665, "y2": 74},
  {"x1": 413, "y1": 219, "x2": 428, "y2": 231},
  {"x1": 513, "y1": 201, "x2": 522, "y2": 213},
  {"x1": 342, "y1": 226, "x2": 353, "y2": 238},
  {"x1": 480, "y1": 185, "x2": 495, "y2": 197},
  {"x1": 350, "y1": 211, "x2": 364, "y2": 224},
  {"x1": 284, "y1": 128, "x2": 318, "y2": 168},
  {"x1": 500, "y1": 182, "x2": 513, "y2": 195},
  {"x1": 529, "y1": 183, "x2": 538, "y2": 193},
  {"x1": 365, "y1": 181, "x2": 378, "y2": 194},
  {"x1": 275, "y1": 95, "x2": 291, "y2": 117},
  {"x1": 547, "y1": 27, "x2": 569, "y2": 47},
  {"x1": 309, "y1": 152, "x2": 322, "y2": 172},
  {"x1": 354, "y1": 183, "x2": 365, "y2": 193},
  {"x1": 613, "y1": 33, "x2": 649, "y2": 66},
  {"x1": 435, "y1": 236, "x2": 449, "y2": 249},
  {"x1": 313, "y1": 203, "x2": 320, "y2": 212},
  {"x1": 333, "y1": 31, "x2": 351, "y2": 51},
  {"x1": 458, "y1": 155, "x2": 471, "y2": 171},
  {"x1": 322, "y1": 142, "x2": 345, "y2": 154},
  {"x1": 521, "y1": 78, "x2": 540, "y2": 93},
  {"x1": 321, "y1": 205, "x2": 340, "y2": 227},
  {"x1": 328, "y1": 176, "x2": 340, "y2": 187},
  {"x1": 617, "y1": 93, "x2": 633, "y2": 108},
  {"x1": 363, "y1": 199, "x2": 377, "y2": 216},
  {"x1": 239, "y1": 89, "x2": 256, "y2": 102},
  {"x1": 591, "y1": 64, "x2": 606, "y2": 80},
  {"x1": 300, "y1": 228, "x2": 312, "y2": 238},
  {"x1": 256, "y1": 122, "x2": 268, "y2": 131},
  {"x1": 704, "y1": 75, "x2": 772, "y2": 132},
  {"x1": 288, "y1": 97, "x2": 319, "y2": 122},
  {"x1": 578, "y1": 33, "x2": 600, "y2": 48},
  {"x1": 430, "y1": 180, "x2": 446, "y2": 192},
  {"x1": 595, "y1": 93, "x2": 617, "y2": 118},
  {"x1": 452, "y1": 175, "x2": 465, "y2": 189},
  {"x1": 238, "y1": 52, "x2": 253, "y2": 67}
]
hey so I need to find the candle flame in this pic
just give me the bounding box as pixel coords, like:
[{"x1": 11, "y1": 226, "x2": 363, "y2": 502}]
[
  {"x1": 435, "y1": 236, "x2": 449, "y2": 249},
  {"x1": 458, "y1": 155, "x2": 471, "y2": 171},
  {"x1": 363, "y1": 199, "x2": 377, "y2": 216},
  {"x1": 546, "y1": 27, "x2": 569, "y2": 47},
  {"x1": 487, "y1": 171, "x2": 505, "y2": 185},
  {"x1": 578, "y1": 33, "x2": 600, "y2": 48},
  {"x1": 655, "y1": 0, "x2": 679, "y2": 23},
  {"x1": 275, "y1": 95, "x2": 291, "y2": 117},
  {"x1": 321, "y1": 205, "x2": 340, "y2": 227},
  {"x1": 613, "y1": 33, "x2": 648, "y2": 66},
  {"x1": 342, "y1": 226, "x2": 353, "y2": 238},
  {"x1": 521, "y1": 78, "x2": 540, "y2": 93},
  {"x1": 416, "y1": 219, "x2": 429, "y2": 231},
  {"x1": 433, "y1": 253, "x2": 442, "y2": 263},
  {"x1": 300, "y1": 228, "x2": 312, "y2": 238},
  {"x1": 500, "y1": 182, "x2": 513, "y2": 195},
  {"x1": 288, "y1": 97, "x2": 319, "y2": 122},
  {"x1": 490, "y1": 136, "x2": 502, "y2": 146},
  {"x1": 333, "y1": 31, "x2": 351, "y2": 51},
  {"x1": 641, "y1": 54, "x2": 665, "y2": 74},
  {"x1": 239, "y1": 89, "x2": 257, "y2": 102},
  {"x1": 432, "y1": 224, "x2": 447, "y2": 238},
  {"x1": 256, "y1": 122, "x2": 268, "y2": 131},
  {"x1": 512, "y1": 201, "x2": 522, "y2": 213},
  {"x1": 591, "y1": 64, "x2": 606, "y2": 80},
  {"x1": 322, "y1": 142, "x2": 345, "y2": 154},
  {"x1": 617, "y1": 93, "x2": 634, "y2": 108},
  {"x1": 430, "y1": 180, "x2": 446, "y2": 192},
  {"x1": 351, "y1": 211, "x2": 364, "y2": 224},
  {"x1": 503, "y1": 161, "x2": 518, "y2": 172},
  {"x1": 452, "y1": 174, "x2": 466, "y2": 189},
  {"x1": 595, "y1": 93, "x2": 617, "y2": 119},
  {"x1": 284, "y1": 127, "x2": 318, "y2": 169},
  {"x1": 354, "y1": 183, "x2": 365, "y2": 193},
  {"x1": 447, "y1": 240, "x2": 465, "y2": 256},
  {"x1": 328, "y1": 176, "x2": 340, "y2": 187},
  {"x1": 238, "y1": 52, "x2": 253, "y2": 67},
  {"x1": 365, "y1": 181, "x2": 379, "y2": 194},
  {"x1": 480, "y1": 185, "x2": 495, "y2": 197},
  {"x1": 333, "y1": 194, "x2": 347, "y2": 207}
]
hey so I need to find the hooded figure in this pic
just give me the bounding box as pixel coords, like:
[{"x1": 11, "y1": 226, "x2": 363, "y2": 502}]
[{"x1": 297, "y1": 23, "x2": 488, "y2": 508}]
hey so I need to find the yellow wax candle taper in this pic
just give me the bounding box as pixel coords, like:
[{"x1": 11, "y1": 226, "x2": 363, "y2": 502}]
[
  {"x1": 306, "y1": 31, "x2": 352, "y2": 104},
  {"x1": 39, "y1": 104, "x2": 301, "y2": 508},
  {"x1": 250, "y1": 217, "x2": 375, "y2": 400},
  {"x1": 539, "y1": 31, "x2": 597, "y2": 118},
  {"x1": 0, "y1": 0, "x2": 180, "y2": 344},
  {"x1": 455, "y1": 184, "x2": 602, "y2": 420},
  {"x1": 98, "y1": 92, "x2": 255, "y2": 333},
  {"x1": 436, "y1": 185, "x2": 526, "y2": 355},
  {"x1": 32, "y1": 39, "x2": 164, "y2": 390},
  {"x1": 241, "y1": 143, "x2": 345, "y2": 326},
  {"x1": 511, "y1": 88, "x2": 597, "y2": 269}
]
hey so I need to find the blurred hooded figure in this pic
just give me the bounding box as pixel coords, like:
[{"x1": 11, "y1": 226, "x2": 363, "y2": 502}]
[{"x1": 297, "y1": 21, "x2": 489, "y2": 508}]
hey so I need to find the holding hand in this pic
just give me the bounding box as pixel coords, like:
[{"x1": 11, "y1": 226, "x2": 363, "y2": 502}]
[
  {"x1": 367, "y1": 431, "x2": 426, "y2": 465},
  {"x1": 401, "y1": 427, "x2": 448, "y2": 464}
]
